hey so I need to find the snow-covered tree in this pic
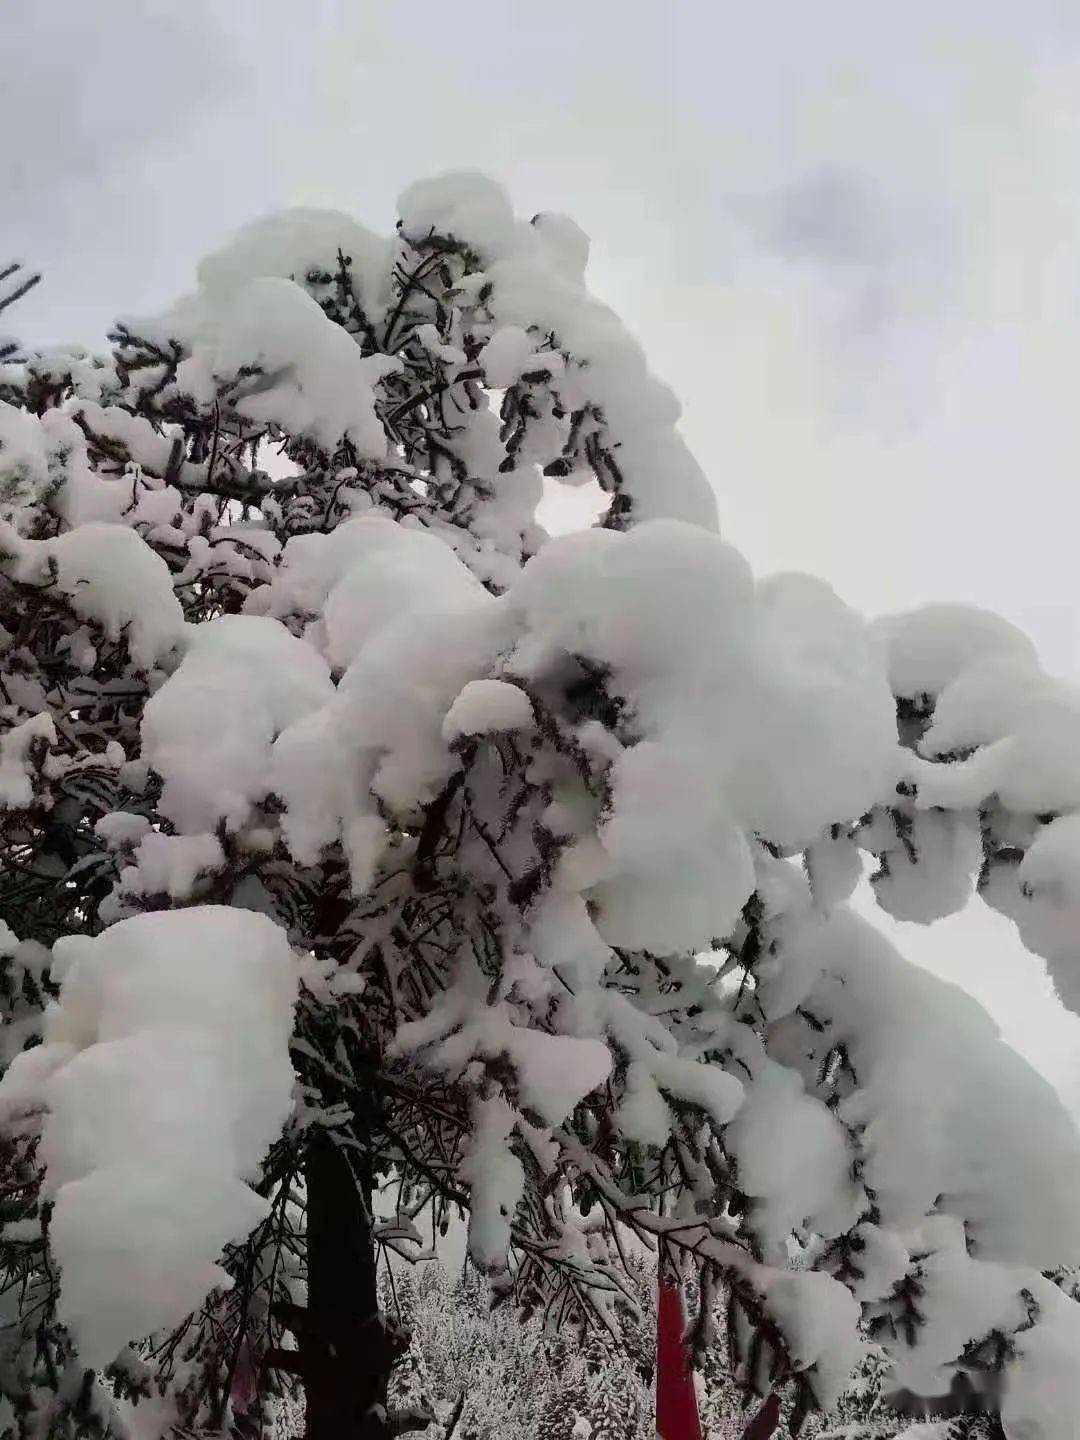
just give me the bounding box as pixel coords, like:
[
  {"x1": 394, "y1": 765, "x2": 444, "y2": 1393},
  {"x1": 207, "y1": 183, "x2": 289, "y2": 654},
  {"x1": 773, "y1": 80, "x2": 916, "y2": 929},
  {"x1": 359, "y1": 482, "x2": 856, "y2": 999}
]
[
  {"x1": 390, "y1": 1258, "x2": 941, "y2": 1440},
  {"x1": 1, "y1": 174, "x2": 1080, "y2": 1440},
  {"x1": 539, "y1": 1355, "x2": 593, "y2": 1440},
  {"x1": 580, "y1": 1323, "x2": 648, "y2": 1440},
  {"x1": 382, "y1": 1261, "x2": 651, "y2": 1440}
]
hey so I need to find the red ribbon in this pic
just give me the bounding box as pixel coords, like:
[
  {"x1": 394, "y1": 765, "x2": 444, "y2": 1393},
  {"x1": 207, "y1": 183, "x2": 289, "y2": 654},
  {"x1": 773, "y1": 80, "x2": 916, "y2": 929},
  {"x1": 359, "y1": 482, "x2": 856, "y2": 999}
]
[
  {"x1": 655, "y1": 1276, "x2": 781, "y2": 1440},
  {"x1": 656, "y1": 1277, "x2": 703, "y2": 1440}
]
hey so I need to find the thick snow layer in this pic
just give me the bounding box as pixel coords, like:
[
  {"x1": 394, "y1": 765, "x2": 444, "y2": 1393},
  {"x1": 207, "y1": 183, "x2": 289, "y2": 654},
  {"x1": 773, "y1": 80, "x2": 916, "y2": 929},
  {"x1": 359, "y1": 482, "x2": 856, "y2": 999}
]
[
  {"x1": 143, "y1": 614, "x2": 334, "y2": 833},
  {"x1": 737, "y1": 572, "x2": 900, "y2": 843},
  {"x1": 45, "y1": 525, "x2": 186, "y2": 669},
  {"x1": 881, "y1": 1222, "x2": 1080, "y2": 1438},
  {"x1": 760, "y1": 1271, "x2": 863, "y2": 1411},
  {"x1": 976, "y1": 815, "x2": 1080, "y2": 1014},
  {"x1": 265, "y1": 514, "x2": 898, "y2": 944},
  {"x1": 391, "y1": 958, "x2": 612, "y2": 1130},
  {"x1": 69, "y1": 400, "x2": 179, "y2": 478},
  {"x1": 176, "y1": 277, "x2": 400, "y2": 457},
  {"x1": 804, "y1": 832, "x2": 862, "y2": 909},
  {"x1": 847, "y1": 1223, "x2": 910, "y2": 1305},
  {"x1": 1002, "y1": 1278, "x2": 1080, "y2": 1440},
  {"x1": 887, "y1": 1218, "x2": 1032, "y2": 1396},
  {"x1": 0, "y1": 907, "x2": 297, "y2": 1367},
  {"x1": 0, "y1": 520, "x2": 185, "y2": 669},
  {"x1": 117, "y1": 831, "x2": 225, "y2": 901},
  {"x1": 0, "y1": 712, "x2": 55, "y2": 808},
  {"x1": 922, "y1": 654, "x2": 1064, "y2": 756},
  {"x1": 269, "y1": 705, "x2": 353, "y2": 871},
  {"x1": 0, "y1": 404, "x2": 111, "y2": 530},
  {"x1": 1018, "y1": 812, "x2": 1080, "y2": 906},
  {"x1": 0, "y1": 400, "x2": 68, "y2": 527},
  {"x1": 94, "y1": 811, "x2": 152, "y2": 849},
  {"x1": 601, "y1": 984, "x2": 744, "y2": 1131},
  {"x1": 271, "y1": 525, "x2": 512, "y2": 883},
  {"x1": 399, "y1": 172, "x2": 518, "y2": 259},
  {"x1": 318, "y1": 583, "x2": 509, "y2": 838},
  {"x1": 865, "y1": 806, "x2": 980, "y2": 923},
  {"x1": 263, "y1": 516, "x2": 899, "y2": 943},
  {"x1": 587, "y1": 741, "x2": 756, "y2": 952},
  {"x1": 415, "y1": 323, "x2": 466, "y2": 365},
  {"x1": 267, "y1": 515, "x2": 487, "y2": 671},
  {"x1": 872, "y1": 594, "x2": 1080, "y2": 1006},
  {"x1": 458, "y1": 1095, "x2": 523, "y2": 1272},
  {"x1": 725, "y1": 1058, "x2": 856, "y2": 1251},
  {"x1": 743, "y1": 901, "x2": 1080, "y2": 1399},
  {"x1": 530, "y1": 211, "x2": 591, "y2": 282},
  {"x1": 510, "y1": 523, "x2": 897, "y2": 948},
  {"x1": 442, "y1": 679, "x2": 534, "y2": 743},
  {"x1": 874, "y1": 604, "x2": 1037, "y2": 699},
  {"x1": 127, "y1": 172, "x2": 718, "y2": 532},
  {"x1": 479, "y1": 326, "x2": 537, "y2": 387},
  {"x1": 398, "y1": 172, "x2": 718, "y2": 531},
  {"x1": 771, "y1": 908, "x2": 1080, "y2": 1270},
  {"x1": 614, "y1": 1061, "x2": 673, "y2": 1146},
  {"x1": 195, "y1": 206, "x2": 391, "y2": 321},
  {"x1": 913, "y1": 661, "x2": 1080, "y2": 815}
]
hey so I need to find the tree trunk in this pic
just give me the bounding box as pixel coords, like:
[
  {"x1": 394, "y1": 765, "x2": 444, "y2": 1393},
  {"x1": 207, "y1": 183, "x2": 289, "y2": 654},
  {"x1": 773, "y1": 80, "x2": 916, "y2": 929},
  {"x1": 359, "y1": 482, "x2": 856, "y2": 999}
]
[
  {"x1": 301, "y1": 1124, "x2": 401, "y2": 1440},
  {"x1": 286, "y1": 886, "x2": 405, "y2": 1440}
]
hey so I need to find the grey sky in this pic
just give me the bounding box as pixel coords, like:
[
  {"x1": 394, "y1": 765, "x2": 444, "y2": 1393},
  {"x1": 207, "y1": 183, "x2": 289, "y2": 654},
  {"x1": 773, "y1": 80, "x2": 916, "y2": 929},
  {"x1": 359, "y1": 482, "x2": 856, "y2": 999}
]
[{"x1": 7, "y1": 0, "x2": 1080, "y2": 1101}]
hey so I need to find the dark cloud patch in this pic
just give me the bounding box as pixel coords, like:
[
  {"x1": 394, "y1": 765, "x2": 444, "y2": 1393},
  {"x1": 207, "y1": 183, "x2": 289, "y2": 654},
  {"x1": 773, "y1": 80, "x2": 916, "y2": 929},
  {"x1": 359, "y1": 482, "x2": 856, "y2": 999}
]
[
  {"x1": 2, "y1": 2, "x2": 301, "y2": 342},
  {"x1": 767, "y1": 169, "x2": 885, "y2": 267},
  {"x1": 4, "y1": 3, "x2": 233, "y2": 202}
]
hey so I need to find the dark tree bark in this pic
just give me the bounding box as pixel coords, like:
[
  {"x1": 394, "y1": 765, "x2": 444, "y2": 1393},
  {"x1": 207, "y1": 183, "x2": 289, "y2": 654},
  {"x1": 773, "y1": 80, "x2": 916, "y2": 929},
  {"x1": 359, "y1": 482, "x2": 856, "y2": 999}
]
[
  {"x1": 300, "y1": 1124, "x2": 403, "y2": 1440},
  {"x1": 268, "y1": 984, "x2": 408, "y2": 1440}
]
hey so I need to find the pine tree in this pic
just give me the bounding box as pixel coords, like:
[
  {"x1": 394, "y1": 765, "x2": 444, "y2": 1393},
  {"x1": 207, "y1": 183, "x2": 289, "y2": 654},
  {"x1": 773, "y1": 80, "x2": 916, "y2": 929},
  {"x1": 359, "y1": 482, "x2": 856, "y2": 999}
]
[
  {"x1": 574, "y1": 1325, "x2": 638, "y2": 1440},
  {"x1": 383, "y1": 1273, "x2": 435, "y2": 1437},
  {"x1": 815, "y1": 1347, "x2": 898, "y2": 1439},
  {"x1": 538, "y1": 1348, "x2": 591, "y2": 1440},
  {"x1": 1, "y1": 177, "x2": 1080, "y2": 1440},
  {"x1": 585, "y1": 1366, "x2": 638, "y2": 1440}
]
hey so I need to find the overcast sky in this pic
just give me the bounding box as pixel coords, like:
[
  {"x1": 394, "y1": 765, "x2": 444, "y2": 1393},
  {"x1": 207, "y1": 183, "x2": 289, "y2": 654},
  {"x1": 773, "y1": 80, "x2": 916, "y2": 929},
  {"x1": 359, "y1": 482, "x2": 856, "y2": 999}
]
[{"x1": 8, "y1": 0, "x2": 1080, "y2": 1104}]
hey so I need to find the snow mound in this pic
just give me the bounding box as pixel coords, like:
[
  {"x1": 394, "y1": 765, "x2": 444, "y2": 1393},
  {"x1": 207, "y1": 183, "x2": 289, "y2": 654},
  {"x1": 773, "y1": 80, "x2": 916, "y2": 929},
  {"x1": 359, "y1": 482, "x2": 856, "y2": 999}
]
[
  {"x1": 176, "y1": 276, "x2": 401, "y2": 457},
  {"x1": 196, "y1": 206, "x2": 391, "y2": 320},
  {"x1": 143, "y1": 613, "x2": 334, "y2": 833},
  {"x1": 0, "y1": 906, "x2": 298, "y2": 1367},
  {"x1": 874, "y1": 604, "x2": 1037, "y2": 699},
  {"x1": 399, "y1": 172, "x2": 718, "y2": 530},
  {"x1": 1, "y1": 520, "x2": 185, "y2": 669}
]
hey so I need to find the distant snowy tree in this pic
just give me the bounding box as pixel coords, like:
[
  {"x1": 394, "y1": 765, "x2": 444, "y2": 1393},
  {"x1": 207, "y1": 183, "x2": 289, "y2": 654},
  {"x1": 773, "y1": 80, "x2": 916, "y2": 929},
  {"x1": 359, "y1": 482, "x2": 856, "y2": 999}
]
[
  {"x1": 580, "y1": 1323, "x2": 650, "y2": 1440},
  {"x1": 388, "y1": 1264, "x2": 560, "y2": 1440},
  {"x1": 539, "y1": 1359, "x2": 591, "y2": 1440},
  {"x1": 382, "y1": 1261, "x2": 654, "y2": 1440},
  {"x1": 814, "y1": 1347, "x2": 903, "y2": 1440},
  {"x1": 585, "y1": 1361, "x2": 643, "y2": 1440},
  {"x1": 1, "y1": 174, "x2": 1080, "y2": 1440},
  {"x1": 615, "y1": 1251, "x2": 656, "y2": 1389},
  {"x1": 377, "y1": 1258, "x2": 941, "y2": 1440}
]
